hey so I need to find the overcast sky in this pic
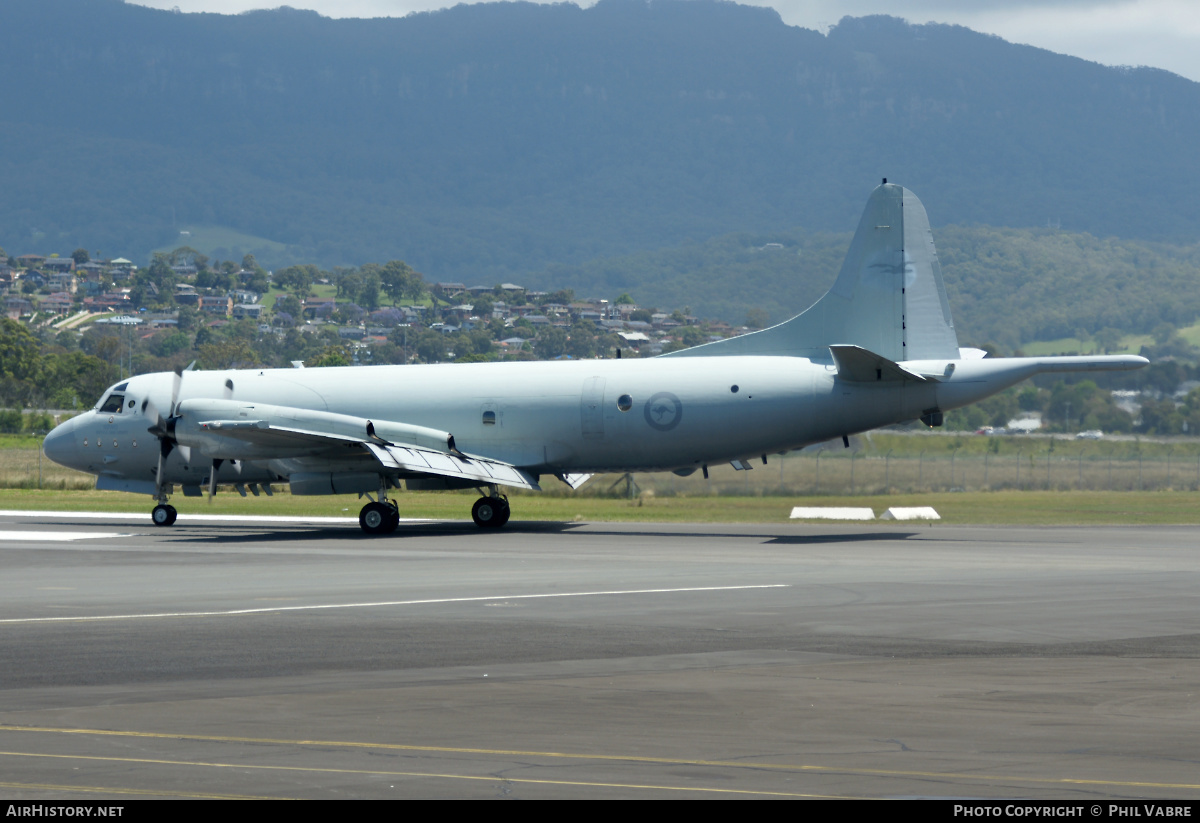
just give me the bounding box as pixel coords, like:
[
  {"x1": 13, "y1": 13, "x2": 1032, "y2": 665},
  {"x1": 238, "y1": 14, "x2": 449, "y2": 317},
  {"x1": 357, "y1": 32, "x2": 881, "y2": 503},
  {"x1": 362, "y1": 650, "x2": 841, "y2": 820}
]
[{"x1": 127, "y1": 0, "x2": 1200, "y2": 84}]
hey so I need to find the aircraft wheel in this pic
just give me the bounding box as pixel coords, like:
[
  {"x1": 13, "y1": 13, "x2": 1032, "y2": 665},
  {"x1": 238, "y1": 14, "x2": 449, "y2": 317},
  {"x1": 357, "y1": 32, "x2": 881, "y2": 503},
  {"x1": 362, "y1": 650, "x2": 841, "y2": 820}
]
[
  {"x1": 384, "y1": 504, "x2": 401, "y2": 534},
  {"x1": 472, "y1": 497, "x2": 509, "y2": 529},
  {"x1": 359, "y1": 502, "x2": 393, "y2": 535},
  {"x1": 151, "y1": 504, "x2": 177, "y2": 527}
]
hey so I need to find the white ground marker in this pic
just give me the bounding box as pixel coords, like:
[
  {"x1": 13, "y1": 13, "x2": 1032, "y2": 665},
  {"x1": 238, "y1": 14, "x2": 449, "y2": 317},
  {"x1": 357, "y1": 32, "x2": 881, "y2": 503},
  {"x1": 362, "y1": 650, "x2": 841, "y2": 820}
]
[
  {"x1": 880, "y1": 507, "x2": 941, "y2": 521},
  {"x1": 0, "y1": 531, "x2": 129, "y2": 542},
  {"x1": 789, "y1": 507, "x2": 875, "y2": 521}
]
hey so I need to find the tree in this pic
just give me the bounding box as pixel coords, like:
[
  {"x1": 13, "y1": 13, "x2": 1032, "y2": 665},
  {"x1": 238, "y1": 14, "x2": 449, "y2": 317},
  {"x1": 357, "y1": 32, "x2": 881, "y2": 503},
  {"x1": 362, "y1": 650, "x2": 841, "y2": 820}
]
[
  {"x1": 71, "y1": 248, "x2": 90, "y2": 265},
  {"x1": 152, "y1": 331, "x2": 190, "y2": 358},
  {"x1": 357, "y1": 271, "x2": 381, "y2": 311},
  {"x1": 415, "y1": 330, "x2": 448, "y2": 363},
  {"x1": 147, "y1": 253, "x2": 172, "y2": 283},
  {"x1": 274, "y1": 265, "x2": 317, "y2": 300},
  {"x1": 1095, "y1": 327, "x2": 1124, "y2": 354},
  {"x1": 534, "y1": 327, "x2": 567, "y2": 359},
  {"x1": 566, "y1": 321, "x2": 598, "y2": 358},
  {"x1": 306, "y1": 344, "x2": 353, "y2": 368},
  {"x1": 198, "y1": 339, "x2": 257, "y2": 370},
  {"x1": 380, "y1": 260, "x2": 424, "y2": 306},
  {"x1": 0, "y1": 319, "x2": 43, "y2": 383},
  {"x1": 176, "y1": 305, "x2": 199, "y2": 332},
  {"x1": 745, "y1": 307, "x2": 770, "y2": 329},
  {"x1": 472, "y1": 294, "x2": 494, "y2": 317},
  {"x1": 275, "y1": 294, "x2": 303, "y2": 318}
]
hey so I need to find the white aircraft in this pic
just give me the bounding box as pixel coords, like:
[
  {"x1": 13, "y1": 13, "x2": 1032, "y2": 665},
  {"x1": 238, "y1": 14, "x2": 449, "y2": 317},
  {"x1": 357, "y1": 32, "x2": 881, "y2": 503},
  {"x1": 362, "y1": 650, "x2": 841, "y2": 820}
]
[{"x1": 42, "y1": 182, "x2": 1146, "y2": 533}]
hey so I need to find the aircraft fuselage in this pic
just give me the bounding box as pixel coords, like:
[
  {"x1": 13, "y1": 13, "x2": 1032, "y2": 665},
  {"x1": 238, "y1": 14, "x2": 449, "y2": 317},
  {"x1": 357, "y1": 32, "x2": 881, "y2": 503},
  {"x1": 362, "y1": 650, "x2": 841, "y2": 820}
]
[{"x1": 44, "y1": 351, "x2": 1069, "y2": 494}]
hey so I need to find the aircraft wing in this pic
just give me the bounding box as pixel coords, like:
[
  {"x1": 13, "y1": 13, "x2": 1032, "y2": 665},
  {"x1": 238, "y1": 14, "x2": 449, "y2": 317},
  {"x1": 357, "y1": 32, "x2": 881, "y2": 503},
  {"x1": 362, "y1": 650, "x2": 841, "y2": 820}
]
[{"x1": 176, "y1": 399, "x2": 541, "y2": 491}]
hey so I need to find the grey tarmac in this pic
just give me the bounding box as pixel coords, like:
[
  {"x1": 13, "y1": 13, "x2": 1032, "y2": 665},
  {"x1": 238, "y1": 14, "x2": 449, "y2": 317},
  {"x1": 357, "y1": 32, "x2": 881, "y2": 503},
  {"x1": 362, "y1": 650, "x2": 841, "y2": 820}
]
[{"x1": 0, "y1": 512, "x2": 1198, "y2": 800}]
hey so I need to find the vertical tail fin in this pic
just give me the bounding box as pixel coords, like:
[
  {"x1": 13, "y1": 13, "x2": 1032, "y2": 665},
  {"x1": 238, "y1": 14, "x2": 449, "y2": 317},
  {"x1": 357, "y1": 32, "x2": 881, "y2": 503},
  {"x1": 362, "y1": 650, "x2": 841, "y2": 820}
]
[{"x1": 664, "y1": 182, "x2": 960, "y2": 361}]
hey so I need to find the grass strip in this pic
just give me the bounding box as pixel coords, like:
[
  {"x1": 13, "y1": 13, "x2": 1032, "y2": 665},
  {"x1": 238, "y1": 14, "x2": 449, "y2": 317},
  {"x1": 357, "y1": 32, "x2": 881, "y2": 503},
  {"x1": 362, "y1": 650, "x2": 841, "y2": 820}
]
[{"x1": 3, "y1": 488, "x2": 1199, "y2": 526}]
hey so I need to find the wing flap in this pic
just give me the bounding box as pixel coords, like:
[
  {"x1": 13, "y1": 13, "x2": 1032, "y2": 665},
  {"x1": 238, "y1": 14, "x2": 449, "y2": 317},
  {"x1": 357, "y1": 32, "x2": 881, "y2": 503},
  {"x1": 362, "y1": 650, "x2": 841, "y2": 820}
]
[{"x1": 363, "y1": 443, "x2": 540, "y2": 491}]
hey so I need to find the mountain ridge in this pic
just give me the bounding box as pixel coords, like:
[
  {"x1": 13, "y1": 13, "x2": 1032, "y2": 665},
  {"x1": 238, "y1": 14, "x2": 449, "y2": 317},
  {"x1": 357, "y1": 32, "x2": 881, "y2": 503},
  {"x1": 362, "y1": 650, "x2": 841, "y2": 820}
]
[{"x1": 2, "y1": 0, "x2": 1198, "y2": 280}]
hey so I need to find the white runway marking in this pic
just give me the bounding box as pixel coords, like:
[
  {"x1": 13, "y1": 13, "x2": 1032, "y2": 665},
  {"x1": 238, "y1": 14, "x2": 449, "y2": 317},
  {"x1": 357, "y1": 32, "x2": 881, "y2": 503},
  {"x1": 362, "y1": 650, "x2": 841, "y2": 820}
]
[
  {"x1": 0, "y1": 585, "x2": 790, "y2": 624},
  {"x1": 0, "y1": 510, "x2": 436, "y2": 525},
  {"x1": 0, "y1": 531, "x2": 129, "y2": 542}
]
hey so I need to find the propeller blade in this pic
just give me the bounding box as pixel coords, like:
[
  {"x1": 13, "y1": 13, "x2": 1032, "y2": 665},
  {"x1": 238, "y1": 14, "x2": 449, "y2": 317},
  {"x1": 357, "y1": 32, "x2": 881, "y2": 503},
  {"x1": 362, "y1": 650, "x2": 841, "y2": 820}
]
[
  {"x1": 153, "y1": 449, "x2": 165, "y2": 499},
  {"x1": 169, "y1": 368, "x2": 183, "y2": 416},
  {"x1": 207, "y1": 458, "x2": 223, "y2": 501}
]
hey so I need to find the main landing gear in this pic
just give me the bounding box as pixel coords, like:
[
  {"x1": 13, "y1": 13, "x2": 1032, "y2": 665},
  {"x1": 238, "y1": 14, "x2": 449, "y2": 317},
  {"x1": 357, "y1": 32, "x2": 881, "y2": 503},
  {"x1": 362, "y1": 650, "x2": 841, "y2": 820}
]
[
  {"x1": 471, "y1": 494, "x2": 510, "y2": 529},
  {"x1": 359, "y1": 478, "x2": 401, "y2": 535},
  {"x1": 152, "y1": 503, "x2": 177, "y2": 526},
  {"x1": 357, "y1": 488, "x2": 509, "y2": 535},
  {"x1": 359, "y1": 500, "x2": 401, "y2": 535}
]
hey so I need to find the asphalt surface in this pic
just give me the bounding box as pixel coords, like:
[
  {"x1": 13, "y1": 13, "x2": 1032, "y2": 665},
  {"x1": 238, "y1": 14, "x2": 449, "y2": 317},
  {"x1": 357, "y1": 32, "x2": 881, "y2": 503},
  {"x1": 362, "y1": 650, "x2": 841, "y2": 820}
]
[{"x1": 0, "y1": 510, "x2": 1198, "y2": 799}]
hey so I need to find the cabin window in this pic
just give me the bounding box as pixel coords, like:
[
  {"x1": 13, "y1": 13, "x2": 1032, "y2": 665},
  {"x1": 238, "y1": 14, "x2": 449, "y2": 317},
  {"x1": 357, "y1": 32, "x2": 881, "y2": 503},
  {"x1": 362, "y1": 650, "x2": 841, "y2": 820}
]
[
  {"x1": 99, "y1": 394, "x2": 124, "y2": 413},
  {"x1": 617, "y1": 394, "x2": 633, "y2": 412},
  {"x1": 482, "y1": 410, "x2": 496, "y2": 426}
]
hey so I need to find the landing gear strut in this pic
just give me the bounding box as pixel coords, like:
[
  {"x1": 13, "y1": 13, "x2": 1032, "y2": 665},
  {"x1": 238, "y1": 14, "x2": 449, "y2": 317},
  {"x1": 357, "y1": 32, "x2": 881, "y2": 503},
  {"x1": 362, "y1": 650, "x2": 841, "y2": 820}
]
[
  {"x1": 152, "y1": 503, "x2": 177, "y2": 527},
  {"x1": 471, "y1": 495, "x2": 510, "y2": 529}
]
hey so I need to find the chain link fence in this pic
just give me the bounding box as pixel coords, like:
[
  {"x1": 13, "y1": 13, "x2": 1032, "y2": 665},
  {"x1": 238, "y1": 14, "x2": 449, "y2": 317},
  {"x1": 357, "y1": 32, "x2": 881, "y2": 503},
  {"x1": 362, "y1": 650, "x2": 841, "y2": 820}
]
[
  {"x1": 3, "y1": 439, "x2": 1199, "y2": 495},
  {"x1": 577, "y1": 450, "x2": 1200, "y2": 497}
]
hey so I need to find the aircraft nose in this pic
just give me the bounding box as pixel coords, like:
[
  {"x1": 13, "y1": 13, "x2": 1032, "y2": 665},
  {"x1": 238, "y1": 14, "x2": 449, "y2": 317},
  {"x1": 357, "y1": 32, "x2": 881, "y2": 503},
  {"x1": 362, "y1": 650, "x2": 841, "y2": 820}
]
[{"x1": 42, "y1": 416, "x2": 80, "y2": 469}]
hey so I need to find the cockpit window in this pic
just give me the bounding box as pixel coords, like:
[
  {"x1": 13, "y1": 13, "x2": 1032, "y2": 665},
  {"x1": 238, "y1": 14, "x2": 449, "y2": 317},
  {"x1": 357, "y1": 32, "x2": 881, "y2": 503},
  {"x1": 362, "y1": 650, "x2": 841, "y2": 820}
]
[
  {"x1": 99, "y1": 394, "x2": 124, "y2": 413},
  {"x1": 95, "y1": 382, "x2": 131, "y2": 413}
]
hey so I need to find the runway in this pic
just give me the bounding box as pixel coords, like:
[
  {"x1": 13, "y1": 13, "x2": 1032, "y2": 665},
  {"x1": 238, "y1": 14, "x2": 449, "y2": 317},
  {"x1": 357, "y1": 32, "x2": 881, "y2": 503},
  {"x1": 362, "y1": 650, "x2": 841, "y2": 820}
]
[{"x1": 0, "y1": 510, "x2": 1198, "y2": 799}]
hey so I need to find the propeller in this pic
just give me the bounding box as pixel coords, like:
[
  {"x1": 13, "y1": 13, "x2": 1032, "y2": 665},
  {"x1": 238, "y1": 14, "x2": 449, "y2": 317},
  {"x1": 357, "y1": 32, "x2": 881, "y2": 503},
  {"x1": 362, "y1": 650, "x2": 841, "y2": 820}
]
[
  {"x1": 144, "y1": 363, "x2": 230, "y2": 501},
  {"x1": 145, "y1": 367, "x2": 190, "y2": 498}
]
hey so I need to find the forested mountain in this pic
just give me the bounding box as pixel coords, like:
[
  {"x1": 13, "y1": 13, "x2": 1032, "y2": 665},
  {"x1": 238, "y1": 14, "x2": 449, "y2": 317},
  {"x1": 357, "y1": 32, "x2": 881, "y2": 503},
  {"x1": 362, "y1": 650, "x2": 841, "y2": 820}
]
[
  {"x1": 3, "y1": 0, "x2": 1199, "y2": 285},
  {"x1": 529, "y1": 226, "x2": 1200, "y2": 347}
]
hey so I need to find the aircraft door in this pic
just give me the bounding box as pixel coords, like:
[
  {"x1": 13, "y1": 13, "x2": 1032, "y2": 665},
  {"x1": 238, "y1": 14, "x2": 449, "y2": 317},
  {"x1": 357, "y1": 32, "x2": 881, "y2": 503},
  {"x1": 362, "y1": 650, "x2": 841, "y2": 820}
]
[{"x1": 581, "y1": 377, "x2": 605, "y2": 440}]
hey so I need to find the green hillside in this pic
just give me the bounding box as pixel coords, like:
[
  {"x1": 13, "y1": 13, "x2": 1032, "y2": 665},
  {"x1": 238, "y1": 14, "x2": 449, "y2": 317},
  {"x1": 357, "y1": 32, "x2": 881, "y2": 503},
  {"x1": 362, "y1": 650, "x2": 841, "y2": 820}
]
[
  {"x1": 2, "y1": 0, "x2": 1199, "y2": 282},
  {"x1": 520, "y1": 225, "x2": 1200, "y2": 347}
]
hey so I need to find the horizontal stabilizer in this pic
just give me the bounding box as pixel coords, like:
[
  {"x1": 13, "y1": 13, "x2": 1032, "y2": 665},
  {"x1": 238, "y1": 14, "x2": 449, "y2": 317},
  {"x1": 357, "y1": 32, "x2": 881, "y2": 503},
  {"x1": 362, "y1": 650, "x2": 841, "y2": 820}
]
[
  {"x1": 555, "y1": 472, "x2": 594, "y2": 490},
  {"x1": 830, "y1": 345, "x2": 928, "y2": 383}
]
